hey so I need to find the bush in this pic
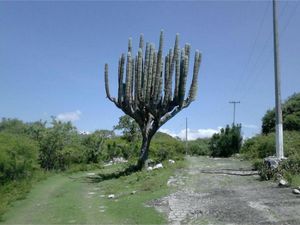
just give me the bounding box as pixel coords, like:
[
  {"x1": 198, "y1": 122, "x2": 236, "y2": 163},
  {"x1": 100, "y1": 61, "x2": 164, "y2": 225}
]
[
  {"x1": 38, "y1": 119, "x2": 80, "y2": 170},
  {"x1": 188, "y1": 138, "x2": 211, "y2": 156},
  {"x1": 241, "y1": 131, "x2": 300, "y2": 160},
  {"x1": 262, "y1": 92, "x2": 300, "y2": 134},
  {"x1": 150, "y1": 132, "x2": 184, "y2": 162},
  {"x1": 0, "y1": 133, "x2": 39, "y2": 184},
  {"x1": 210, "y1": 124, "x2": 242, "y2": 157}
]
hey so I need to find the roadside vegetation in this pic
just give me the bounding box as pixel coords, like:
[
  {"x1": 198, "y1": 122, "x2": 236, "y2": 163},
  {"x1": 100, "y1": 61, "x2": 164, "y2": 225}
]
[
  {"x1": 1, "y1": 93, "x2": 299, "y2": 222},
  {"x1": 241, "y1": 92, "x2": 300, "y2": 186},
  {"x1": 0, "y1": 115, "x2": 184, "y2": 220}
]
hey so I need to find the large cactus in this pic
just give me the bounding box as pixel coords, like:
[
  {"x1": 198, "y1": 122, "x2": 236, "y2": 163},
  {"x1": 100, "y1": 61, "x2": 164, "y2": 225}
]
[{"x1": 104, "y1": 31, "x2": 202, "y2": 169}]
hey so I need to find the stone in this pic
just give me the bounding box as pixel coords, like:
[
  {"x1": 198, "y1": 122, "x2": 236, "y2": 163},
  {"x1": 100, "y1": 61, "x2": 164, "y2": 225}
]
[
  {"x1": 264, "y1": 156, "x2": 281, "y2": 170},
  {"x1": 146, "y1": 166, "x2": 153, "y2": 171},
  {"x1": 108, "y1": 194, "x2": 115, "y2": 199},
  {"x1": 278, "y1": 179, "x2": 288, "y2": 187},
  {"x1": 292, "y1": 189, "x2": 300, "y2": 194},
  {"x1": 169, "y1": 159, "x2": 175, "y2": 164},
  {"x1": 153, "y1": 163, "x2": 163, "y2": 169},
  {"x1": 86, "y1": 172, "x2": 96, "y2": 176}
]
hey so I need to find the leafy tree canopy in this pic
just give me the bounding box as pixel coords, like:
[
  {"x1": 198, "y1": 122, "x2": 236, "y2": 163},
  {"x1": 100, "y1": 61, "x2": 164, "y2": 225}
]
[
  {"x1": 262, "y1": 92, "x2": 300, "y2": 134},
  {"x1": 113, "y1": 115, "x2": 141, "y2": 142}
]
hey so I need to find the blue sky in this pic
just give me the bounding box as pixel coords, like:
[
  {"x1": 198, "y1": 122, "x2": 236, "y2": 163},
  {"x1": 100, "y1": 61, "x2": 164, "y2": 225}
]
[{"x1": 1, "y1": 1, "x2": 299, "y2": 139}]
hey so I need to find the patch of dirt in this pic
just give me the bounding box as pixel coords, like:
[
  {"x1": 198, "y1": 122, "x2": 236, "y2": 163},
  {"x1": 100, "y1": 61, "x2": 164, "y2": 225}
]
[{"x1": 149, "y1": 156, "x2": 300, "y2": 225}]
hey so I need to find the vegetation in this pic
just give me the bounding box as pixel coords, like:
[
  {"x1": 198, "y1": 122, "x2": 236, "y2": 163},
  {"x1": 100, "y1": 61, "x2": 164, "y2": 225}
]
[
  {"x1": 0, "y1": 116, "x2": 186, "y2": 220},
  {"x1": 262, "y1": 92, "x2": 300, "y2": 134},
  {"x1": 104, "y1": 31, "x2": 202, "y2": 169},
  {"x1": 210, "y1": 124, "x2": 242, "y2": 157},
  {"x1": 242, "y1": 92, "x2": 300, "y2": 186},
  {"x1": 188, "y1": 138, "x2": 211, "y2": 156},
  {"x1": 1, "y1": 161, "x2": 185, "y2": 224}
]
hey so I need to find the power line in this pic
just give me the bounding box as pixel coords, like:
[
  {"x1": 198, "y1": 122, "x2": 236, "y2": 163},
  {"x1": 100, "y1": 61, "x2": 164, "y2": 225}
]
[
  {"x1": 231, "y1": 2, "x2": 270, "y2": 98},
  {"x1": 239, "y1": 1, "x2": 299, "y2": 102},
  {"x1": 235, "y1": 1, "x2": 289, "y2": 101}
]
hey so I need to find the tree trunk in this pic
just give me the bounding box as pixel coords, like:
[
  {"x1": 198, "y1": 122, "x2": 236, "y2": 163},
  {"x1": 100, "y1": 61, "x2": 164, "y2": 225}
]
[{"x1": 137, "y1": 134, "x2": 151, "y2": 170}]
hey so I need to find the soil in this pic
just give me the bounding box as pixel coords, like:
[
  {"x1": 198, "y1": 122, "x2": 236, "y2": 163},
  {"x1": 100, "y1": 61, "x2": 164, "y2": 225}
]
[{"x1": 150, "y1": 156, "x2": 300, "y2": 225}]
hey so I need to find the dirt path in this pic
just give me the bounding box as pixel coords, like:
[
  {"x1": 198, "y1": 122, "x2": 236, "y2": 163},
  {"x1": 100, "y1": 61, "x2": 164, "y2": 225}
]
[
  {"x1": 152, "y1": 156, "x2": 300, "y2": 225},
  {"x1": 1, "y1": 172, "x2": 110, "y2": 224}
]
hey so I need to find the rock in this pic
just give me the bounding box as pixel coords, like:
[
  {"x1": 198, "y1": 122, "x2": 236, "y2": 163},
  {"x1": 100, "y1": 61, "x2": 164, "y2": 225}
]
[
  {"x1": 264, "y1": 156, "x2": 281, "y2": 170},
  {"x1": 168, "y1": 159, "x2": 175, "y2": 164},
  {"x1": 153, "y1": 163, "x2": 163, "y2": 170},
  {"x1": 145, "y1": 159, "x2": 155, "y2": 167},
  {"x1": 86, "y1": 172, "x2": 96, "y2": 176},
  {"x1": 278, "y1": 179, "x2": 288, "y2": 187},
  {"x1": 146, "y1": 166, "x2": 153, "y2": 171},
  {"x1": 112, "y1": 157, "x2": 128, "y2": 164},
  {"x1": 108, "y1": 194, "x2": 115, "y2": 199},
  {"x1": 104, "y1": 162, "x2": 113, "y2": 167},
  {"x1": 293, "y1": 189, "x2": 300, "y2": 194}
]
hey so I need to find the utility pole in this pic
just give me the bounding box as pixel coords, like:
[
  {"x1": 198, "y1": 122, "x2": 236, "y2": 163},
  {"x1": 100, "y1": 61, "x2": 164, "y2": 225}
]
[
  {"x1": 185, "y1": 117, "x2": 188, "y2": 155},
  {"x1": 229, "y1": 101, "x2": 240, "y2": 125},
  {"x1": 272, "y1": 0, "x2": 284, "y2": 159}
]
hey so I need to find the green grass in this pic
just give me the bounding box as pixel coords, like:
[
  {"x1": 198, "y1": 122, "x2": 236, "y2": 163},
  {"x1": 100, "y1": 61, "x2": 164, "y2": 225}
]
[
  {"x1": 0, "y1": 171, "x2": 50, "y2": 221},
  {"x1": 292, "y1": 175, "x2": 300, "y2": 187},
  {"x1": 0, "y1": 161, "x2": 185, "y2": 224}
]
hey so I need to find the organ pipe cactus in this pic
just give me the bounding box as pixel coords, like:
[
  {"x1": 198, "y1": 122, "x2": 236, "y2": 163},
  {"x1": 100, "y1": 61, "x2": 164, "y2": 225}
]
[{"x1": 104, "y1": 31, "x2": 202, "y2": 169}]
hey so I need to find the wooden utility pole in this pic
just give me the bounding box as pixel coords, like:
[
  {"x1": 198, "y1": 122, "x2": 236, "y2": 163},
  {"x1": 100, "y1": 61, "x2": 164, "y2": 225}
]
[
  {"x1": 229, "y1": 101, "x2": 240, "y2": 125},
  {"x1": 185, "y1": 117, "x2": 188, "y2": 155},
  {"x1": 272, "y1": 0, "x2": 284, "y2": 159}
]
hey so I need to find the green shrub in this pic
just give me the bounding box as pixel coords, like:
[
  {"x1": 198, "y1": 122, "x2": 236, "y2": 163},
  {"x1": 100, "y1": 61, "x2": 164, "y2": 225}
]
[
  {"x1": 241, "y1": 131, "x2": 300, "y2": 160},
  {"x1": 262, "y1": 92, "x2": 300, "y2": 134},
  {"x1": 38, "y1": 119, "x2": 80, "y2": 170},
  {"x1": 0, "y1": 133, "x2": 39, "y2": 184},
  {"x1": 150, "y1": 132, "x2": 184, "y2": 162},
  {"x1": 210, "y1": 124, "x2": 242, "y2": 157},
  {"x1": 188, "y1": 138, "x2": 211, "y2": 156}
]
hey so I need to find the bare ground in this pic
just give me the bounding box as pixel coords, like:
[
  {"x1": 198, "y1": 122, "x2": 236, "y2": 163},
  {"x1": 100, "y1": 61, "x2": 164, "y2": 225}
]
[{"x1": 149, "y1": 156, "x2": 300, "y2": 225}]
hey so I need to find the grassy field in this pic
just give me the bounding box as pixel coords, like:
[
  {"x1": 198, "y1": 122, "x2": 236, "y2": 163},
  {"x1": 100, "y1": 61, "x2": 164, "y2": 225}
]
[{"x1": 1, "y1": 161, "x2": 184, "y2": 224}]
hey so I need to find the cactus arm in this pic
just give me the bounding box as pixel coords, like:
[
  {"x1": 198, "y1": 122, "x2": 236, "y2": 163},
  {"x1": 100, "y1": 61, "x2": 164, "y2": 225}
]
[
  {"x1": 104, "y1": 64, "x2": 118, "y2": 105},
  {"x1": 125, "y1": 52, "x2": 132, "y2": 102}
]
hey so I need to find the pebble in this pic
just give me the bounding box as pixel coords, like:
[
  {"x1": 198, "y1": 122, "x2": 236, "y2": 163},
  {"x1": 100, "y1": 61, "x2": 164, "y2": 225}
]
[
  {"x1": 292, "y1": 189, "x2": 300, "y2": 194},
  {"x1": 108, "y1": 194, "x2": 115, "y2": 199},
  {"x1": 278, "y1": 179, "x2": 288, "y2": 187}
]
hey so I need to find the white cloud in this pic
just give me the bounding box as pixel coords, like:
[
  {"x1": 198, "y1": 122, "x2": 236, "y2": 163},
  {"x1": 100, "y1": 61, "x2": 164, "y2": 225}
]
[
  {"x1": 56, "y1": 110, "x2": 81, "y2": 122},
  {"x1": 160, "y1": 128, "x2": 220, "y2": 140}
]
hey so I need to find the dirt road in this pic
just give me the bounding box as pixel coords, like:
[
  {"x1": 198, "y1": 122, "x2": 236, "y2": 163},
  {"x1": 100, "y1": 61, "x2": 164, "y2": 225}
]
[{"x1": 152, "y1": 156, "x2": 300, "y2": 225}]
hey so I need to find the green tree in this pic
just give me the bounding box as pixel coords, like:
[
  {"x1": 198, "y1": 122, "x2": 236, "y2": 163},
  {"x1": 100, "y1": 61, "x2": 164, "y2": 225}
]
[
  {"x1": 0, "y1": 133, "x2": 39, "y2": 183},
  {"x1": 38, "y1": 119, "x2": 77, "y2": 170},
  {"x1": 210, "y1": 124, "x2": 242, "y2": 157},
  {"x1": 82, "y1": 130, "x2": 106, "y2": 163},
  {"x1": 262, "y1": 92, "x2": 300, "y2": 134},
  {"x1": 114, "y1": 115, "x2": 141, "y2": 142},
  {"x1": 0, "y1": 118, "x2": 28, "y2": 135}
]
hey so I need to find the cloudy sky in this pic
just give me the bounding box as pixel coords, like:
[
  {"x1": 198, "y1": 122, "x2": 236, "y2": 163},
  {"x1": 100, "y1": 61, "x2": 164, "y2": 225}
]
[{"x1": 1, "y1": 1, "x2": 300, "y2": 139}]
